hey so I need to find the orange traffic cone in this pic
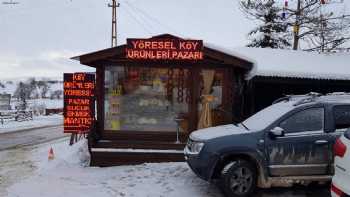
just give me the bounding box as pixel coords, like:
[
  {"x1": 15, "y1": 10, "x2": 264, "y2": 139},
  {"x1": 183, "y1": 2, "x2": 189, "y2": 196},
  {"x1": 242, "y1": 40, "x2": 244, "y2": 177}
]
[{"x1": 48, "y1": 147, "x2": 54, "y2": 161}]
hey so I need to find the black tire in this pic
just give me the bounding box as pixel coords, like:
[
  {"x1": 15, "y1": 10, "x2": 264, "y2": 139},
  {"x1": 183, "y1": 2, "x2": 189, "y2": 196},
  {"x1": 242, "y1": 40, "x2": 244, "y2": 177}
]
[{"x1": 220, "y1": 160, "x2": 257, "y2": 197}]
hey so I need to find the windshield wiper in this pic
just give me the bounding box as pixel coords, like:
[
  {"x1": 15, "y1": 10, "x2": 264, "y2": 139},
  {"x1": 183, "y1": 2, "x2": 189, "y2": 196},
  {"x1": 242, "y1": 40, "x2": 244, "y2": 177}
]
[{"x1": 239, "y1": 122, "x2": 249, "y2": 131}]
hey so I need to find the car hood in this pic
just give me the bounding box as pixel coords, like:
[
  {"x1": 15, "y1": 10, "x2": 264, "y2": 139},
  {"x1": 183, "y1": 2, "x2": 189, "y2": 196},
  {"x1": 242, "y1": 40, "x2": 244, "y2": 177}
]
[{"x1": 190, "y1": 124, "x2": 248, "y2": 141}]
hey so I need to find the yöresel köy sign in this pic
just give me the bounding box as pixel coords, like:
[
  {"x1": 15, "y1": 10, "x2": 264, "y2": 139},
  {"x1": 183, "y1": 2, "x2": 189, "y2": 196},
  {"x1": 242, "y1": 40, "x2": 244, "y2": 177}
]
[{"x1": 126, "y1": 38, "x2": 203, "y2": 60}]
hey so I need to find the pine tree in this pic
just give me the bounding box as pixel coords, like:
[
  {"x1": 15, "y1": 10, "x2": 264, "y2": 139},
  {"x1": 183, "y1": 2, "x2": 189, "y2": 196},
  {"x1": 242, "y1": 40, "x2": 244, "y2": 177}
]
[{"x1": 240, "y1": 0, "x2": 291, "y2": 49}]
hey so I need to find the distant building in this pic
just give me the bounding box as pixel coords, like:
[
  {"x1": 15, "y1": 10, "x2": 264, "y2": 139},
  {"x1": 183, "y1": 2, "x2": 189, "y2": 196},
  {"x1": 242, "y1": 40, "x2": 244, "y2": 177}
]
[{"x1": 0, "y1": 94, "x2": 11, "y2": 110}]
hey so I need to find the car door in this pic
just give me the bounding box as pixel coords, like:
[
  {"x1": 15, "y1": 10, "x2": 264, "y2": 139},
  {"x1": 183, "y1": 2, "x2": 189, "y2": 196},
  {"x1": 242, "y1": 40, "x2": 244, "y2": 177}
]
[
  {"x1": 265, "y1": 107, "x2": 333, "y2": 177},
  {"x1": 329, "y1": 105, "x2": 350, "y2": 170}
]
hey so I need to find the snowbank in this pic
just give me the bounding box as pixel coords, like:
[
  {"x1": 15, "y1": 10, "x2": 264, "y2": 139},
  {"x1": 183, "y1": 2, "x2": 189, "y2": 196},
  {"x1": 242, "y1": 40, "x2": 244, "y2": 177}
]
[
  {"x1": 0, "y1": 114, "x2": 63, "y2": 134},
  {"x1": 33, "y1": 138, "x2": 90, "y2": 170}
]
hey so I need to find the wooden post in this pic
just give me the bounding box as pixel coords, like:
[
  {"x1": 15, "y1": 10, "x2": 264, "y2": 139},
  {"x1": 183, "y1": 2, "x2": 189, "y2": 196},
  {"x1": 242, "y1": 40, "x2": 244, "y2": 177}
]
[
  {"x1": 188, "y1": 67, "x2": 201, "y2": 132},
  {"x1": 223, "y1": 68, "x2": 234, "y2": 122},
  {"x1": 96, "y1": 66, "x2": 105, "y2": 136}
]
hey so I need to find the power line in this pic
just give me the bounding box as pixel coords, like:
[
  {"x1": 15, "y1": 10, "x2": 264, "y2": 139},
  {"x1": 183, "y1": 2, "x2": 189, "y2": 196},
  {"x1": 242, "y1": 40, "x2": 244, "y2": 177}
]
[
  {"x1": 122, "y1": 5, "x2": 154, "y2": 34},
  {"x1": 124, "y1": 1, "x2": 187, "y2": 37},
  {"x1": 123, "y1": 2, "x2": 161, "y2": 33}
]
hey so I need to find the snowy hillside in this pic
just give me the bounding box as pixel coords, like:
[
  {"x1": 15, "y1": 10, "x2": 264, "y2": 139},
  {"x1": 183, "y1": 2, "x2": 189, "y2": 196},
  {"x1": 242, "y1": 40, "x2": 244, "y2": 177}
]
[
  {"x1": 0, "y1": 80, "x2": 17, "y2": 95},
  {"x1": 0, "y1": 77, "x2": 64, "y2": 112},
  {"x1": 0, "y1": 77, "x2": 63, "y2": 97}
]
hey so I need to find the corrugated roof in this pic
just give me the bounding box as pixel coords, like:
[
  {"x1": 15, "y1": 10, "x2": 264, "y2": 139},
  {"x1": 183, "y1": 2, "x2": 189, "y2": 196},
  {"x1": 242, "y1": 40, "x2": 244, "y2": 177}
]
[{"x1": 205, "y1": 45, "x2": 350, "y2": 80}]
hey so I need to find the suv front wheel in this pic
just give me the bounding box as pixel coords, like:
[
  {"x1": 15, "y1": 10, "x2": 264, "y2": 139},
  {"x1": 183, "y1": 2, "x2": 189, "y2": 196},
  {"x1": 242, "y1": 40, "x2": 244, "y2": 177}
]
[{"x1": 220, "y1": 160, "x2": 257, "y2": 197}]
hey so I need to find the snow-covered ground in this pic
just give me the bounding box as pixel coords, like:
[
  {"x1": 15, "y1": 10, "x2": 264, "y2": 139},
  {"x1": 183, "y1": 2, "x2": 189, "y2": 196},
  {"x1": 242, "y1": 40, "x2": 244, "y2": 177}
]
[
  {"x1": 6, "y1": 138, "x2": 221, "y2": 197},
  {"x1": 0, "y1": 114, "x2": 63, "y2": 134},
  {"x1": 2, "y1": 138, "x2": 331, "y2": 197},
  {"x1": 26, "y1": 98, "x2": 63, "y2": 109}
]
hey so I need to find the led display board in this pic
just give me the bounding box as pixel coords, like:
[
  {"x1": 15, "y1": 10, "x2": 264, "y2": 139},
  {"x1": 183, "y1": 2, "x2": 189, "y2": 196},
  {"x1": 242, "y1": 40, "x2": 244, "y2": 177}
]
[
  {"x1": 126, "y1": 38, "x2": 203, "y2": 60},
  {"x1": 63, "y1": 73, "x2": 95, "y2": 133}
]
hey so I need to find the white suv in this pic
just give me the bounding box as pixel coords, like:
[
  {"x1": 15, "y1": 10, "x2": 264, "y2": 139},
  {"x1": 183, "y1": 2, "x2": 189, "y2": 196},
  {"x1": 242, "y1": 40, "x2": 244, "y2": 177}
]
[{"x1": 332, "y1": 129, "x2": 350, "y2": 197}]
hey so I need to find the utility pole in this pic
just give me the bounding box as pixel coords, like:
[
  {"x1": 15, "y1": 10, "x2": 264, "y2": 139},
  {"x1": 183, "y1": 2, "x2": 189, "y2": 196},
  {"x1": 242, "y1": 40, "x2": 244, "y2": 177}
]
[
  {"x1": 320, "y1": 14, "x2": 325, "y2": 52},
  {"x1": 292, "y1": 0, "x2": 301, "y2": 50},
  {"x1": 108, "y1": 0, "x2": 120, "y2": 47}
]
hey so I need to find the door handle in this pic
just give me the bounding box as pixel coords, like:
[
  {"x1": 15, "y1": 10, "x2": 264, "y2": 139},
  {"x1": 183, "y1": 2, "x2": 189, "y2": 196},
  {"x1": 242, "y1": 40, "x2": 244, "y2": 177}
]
[{"x1": 314, "y1": 140, "x2": 329, "y2": 145}]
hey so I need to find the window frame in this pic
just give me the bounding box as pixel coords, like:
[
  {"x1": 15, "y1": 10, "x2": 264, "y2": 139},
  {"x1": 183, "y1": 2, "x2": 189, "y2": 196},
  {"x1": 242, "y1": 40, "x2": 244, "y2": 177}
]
[
  {"x1": 332, "y1": 104, "x2": 350, "y2": 132},
  {"x1": 103, "y1": 65, "x2": 192, "y2": 132},
  {"x1": 277, "y1": 107, "x2": 325, "y2": 135}
]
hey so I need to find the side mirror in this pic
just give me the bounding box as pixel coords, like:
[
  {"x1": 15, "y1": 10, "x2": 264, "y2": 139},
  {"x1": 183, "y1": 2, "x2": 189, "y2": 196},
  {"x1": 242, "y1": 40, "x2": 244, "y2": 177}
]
[{"x1": 269, "y1": 127, "x2": 285, "y2": 138}]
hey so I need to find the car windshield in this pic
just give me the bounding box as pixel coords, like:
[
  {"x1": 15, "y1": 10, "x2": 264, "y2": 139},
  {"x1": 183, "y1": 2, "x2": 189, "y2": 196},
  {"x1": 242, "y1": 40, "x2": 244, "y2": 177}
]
[{"x1": 242, "y1": 101, "x2": 294, "y2": 131}]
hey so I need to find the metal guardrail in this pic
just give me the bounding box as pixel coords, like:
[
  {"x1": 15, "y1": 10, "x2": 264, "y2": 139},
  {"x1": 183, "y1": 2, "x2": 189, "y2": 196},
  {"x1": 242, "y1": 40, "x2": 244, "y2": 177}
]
[{"x1": 0, "y1": 110, "x2": 33, "y2": 125}]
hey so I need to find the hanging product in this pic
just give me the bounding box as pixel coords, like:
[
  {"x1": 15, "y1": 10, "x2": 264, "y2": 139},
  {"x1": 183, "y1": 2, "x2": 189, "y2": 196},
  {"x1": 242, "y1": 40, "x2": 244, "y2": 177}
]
[
  {"x1": 129, "y1": 68, "x2": 139, "y2": 81},
  {"x1": 282, "y1": 11, "x2": 286, "y2": 20},
  {"x1": 293, "y1": 25, "x2": 299, "y2": 33},
  {"x1": 177, "y1": 69, "x2": 185, "y2": 103},
  {"x1": 166, "y1": 68, "x2": 174, "y2": 99},
  {"x1": 185, "y1": 70, "x2": 191, "y2": 104},
  {"x1": 282, "y1": 0, "x2": 288, "y2": 20},
  {"x1": 111, "y1": 119, "x2": 121, "y2": 130}
]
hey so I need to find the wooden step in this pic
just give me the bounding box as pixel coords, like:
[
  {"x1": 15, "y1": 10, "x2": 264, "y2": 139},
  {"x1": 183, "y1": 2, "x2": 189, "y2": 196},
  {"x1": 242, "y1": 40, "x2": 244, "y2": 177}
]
[
  {"x1": 101, "y1": 131, "x2": 188, "y2": 142},
  {"x1": 94, "y1": 140, "x2": 186, "y2": 150},
  {"x1": 90, "y1": 149, "x2": 185, "y2": 167}
]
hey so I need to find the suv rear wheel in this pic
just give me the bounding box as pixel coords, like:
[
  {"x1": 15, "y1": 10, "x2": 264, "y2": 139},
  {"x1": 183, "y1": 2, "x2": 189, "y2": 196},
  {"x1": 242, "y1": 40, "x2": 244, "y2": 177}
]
[{"x1": 220, "y1": 160, "x2": 257, "y2": 197}]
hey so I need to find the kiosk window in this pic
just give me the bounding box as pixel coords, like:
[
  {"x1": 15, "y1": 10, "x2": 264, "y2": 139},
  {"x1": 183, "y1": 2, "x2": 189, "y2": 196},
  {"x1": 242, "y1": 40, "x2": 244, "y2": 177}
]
[
  {"x1": 333, "y1": 105, "x2": 350, "y2": 132},
  {"x1": 104, "y1": 66, "x2": 189, "y2": 132},
  {"x1": 279, "y1": 108, "x2": 324, "y2": 134}
]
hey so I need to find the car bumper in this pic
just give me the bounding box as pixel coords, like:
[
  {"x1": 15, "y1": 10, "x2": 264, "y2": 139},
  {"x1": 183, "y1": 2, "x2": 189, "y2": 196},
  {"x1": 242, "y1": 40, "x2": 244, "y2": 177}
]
[
  {"x1": 184, "y1": 147, "x2": 219, "y2": 181},
  {"x1": 331, "y1": 183, "x2": 350, "y2": 197},
  {"x1": 332, "y1": 170, "x2": 350, "y2": 197}
]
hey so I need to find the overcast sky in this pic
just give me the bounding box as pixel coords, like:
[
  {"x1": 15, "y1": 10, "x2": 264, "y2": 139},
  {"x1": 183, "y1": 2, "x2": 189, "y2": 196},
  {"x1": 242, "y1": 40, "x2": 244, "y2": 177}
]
[{"x1": 0, "y1": 0, "x2": 348, "y2": 80}]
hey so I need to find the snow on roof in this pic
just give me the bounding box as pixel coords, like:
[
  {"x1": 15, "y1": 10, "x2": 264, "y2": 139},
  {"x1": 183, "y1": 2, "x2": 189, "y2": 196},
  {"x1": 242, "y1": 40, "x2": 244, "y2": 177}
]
[{"x1": 205, "y1": 44, "x2": 350, "y2": 80}]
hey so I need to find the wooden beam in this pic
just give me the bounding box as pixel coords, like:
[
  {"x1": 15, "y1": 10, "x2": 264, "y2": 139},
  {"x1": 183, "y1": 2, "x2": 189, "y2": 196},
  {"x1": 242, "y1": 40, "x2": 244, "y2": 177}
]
[
  {"x1": 188, "y1": 67, "x2": 201, "y2": 132},
  {"x1": 203, "y1": 47, "x2": 253, "y2": 70},
  {"x1": 79, "y1": 45, "x2": 126, "y2": 65},
  {"x1": 96, "y1": 66, "x2": 105, "y2": 134}
]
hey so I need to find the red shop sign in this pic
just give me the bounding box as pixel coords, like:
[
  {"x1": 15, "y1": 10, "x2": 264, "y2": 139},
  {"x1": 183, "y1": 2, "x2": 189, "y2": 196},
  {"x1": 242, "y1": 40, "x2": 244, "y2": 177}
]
[
  {"x1": 63, "y1": 73, "x2": 95, "y2": 133},
  {"x1": 126, "y1": 38, "x2": 203, "y2": 60}
]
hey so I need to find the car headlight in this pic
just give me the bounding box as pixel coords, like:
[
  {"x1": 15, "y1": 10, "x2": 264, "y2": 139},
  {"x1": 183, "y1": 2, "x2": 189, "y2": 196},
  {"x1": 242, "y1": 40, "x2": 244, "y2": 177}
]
[{"x1": 186, "y1": 139, "x2": 204, "y2": 154}]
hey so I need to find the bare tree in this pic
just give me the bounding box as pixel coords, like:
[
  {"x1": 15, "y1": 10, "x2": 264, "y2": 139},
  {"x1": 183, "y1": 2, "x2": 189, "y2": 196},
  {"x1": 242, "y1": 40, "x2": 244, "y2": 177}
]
[
  {"x1": 280, "y1": 0, "x2": 350, "y2": 51},
  {"x1": 303, "y1": 13, "x2": 350, "y2": 52},
  {"x1": 240, "y1": 0, "x2": 350, "y2": 52}
]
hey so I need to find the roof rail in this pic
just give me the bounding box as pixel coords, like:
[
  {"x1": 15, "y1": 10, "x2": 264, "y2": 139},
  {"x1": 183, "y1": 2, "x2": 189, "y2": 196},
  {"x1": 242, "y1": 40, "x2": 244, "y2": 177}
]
[
  {"x1": 273, "y1": 92, "x2": 322, "y2": 105},
  {"x1": 326, "y1": 92, "x2": 350, "y2": 96},
  {"x1": 293, "y1": 92, "x2": 321, "y2": 106},
  {"x1": 274, "y1": 92, "x2": 350, "y2": 106},
  {"x1": 272, "y1": 96, "x2": 291, "y2": 104}
]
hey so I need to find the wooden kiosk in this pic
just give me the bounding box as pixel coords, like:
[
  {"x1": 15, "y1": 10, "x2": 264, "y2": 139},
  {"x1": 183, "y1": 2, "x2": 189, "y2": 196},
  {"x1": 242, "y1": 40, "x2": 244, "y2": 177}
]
[{"x1": 73, "y1": 34, "x2": 253, "y2": 166}]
